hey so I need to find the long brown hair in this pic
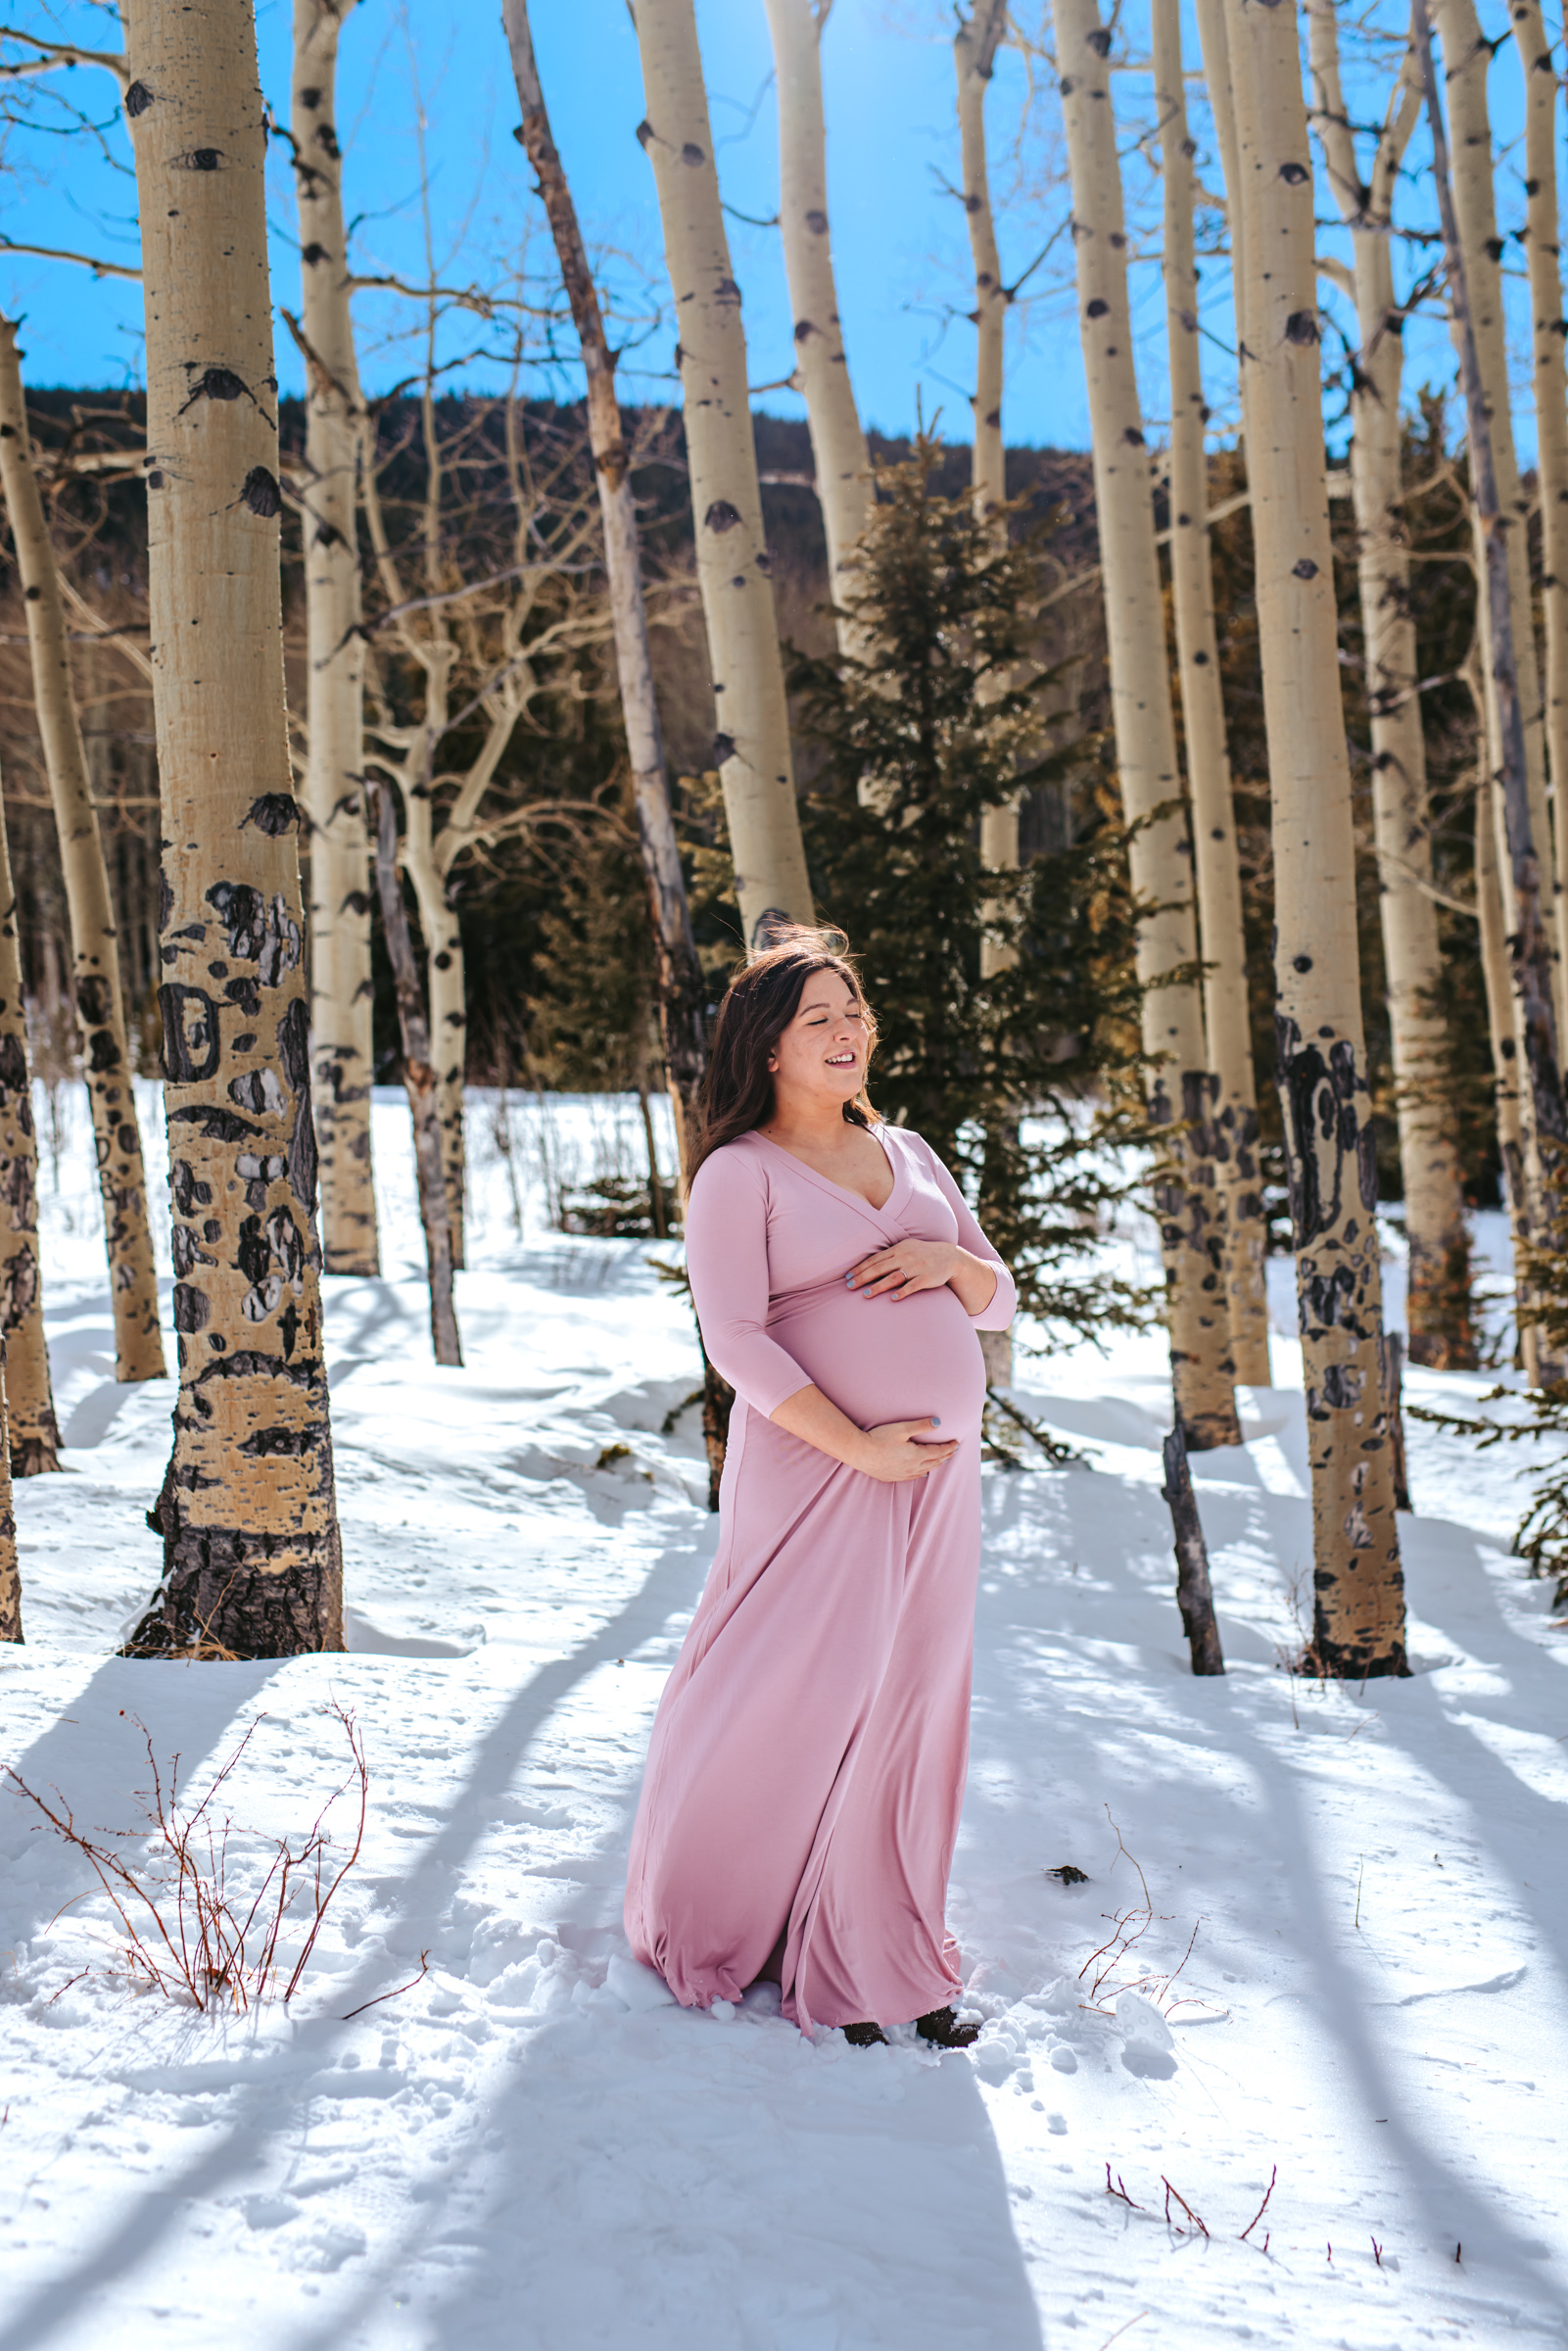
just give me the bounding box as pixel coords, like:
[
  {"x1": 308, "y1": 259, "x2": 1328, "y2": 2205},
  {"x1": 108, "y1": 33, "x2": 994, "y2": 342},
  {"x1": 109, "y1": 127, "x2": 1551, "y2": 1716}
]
[{"x1": 691, "y1": 928, "x2": 879, "y2": 1176}]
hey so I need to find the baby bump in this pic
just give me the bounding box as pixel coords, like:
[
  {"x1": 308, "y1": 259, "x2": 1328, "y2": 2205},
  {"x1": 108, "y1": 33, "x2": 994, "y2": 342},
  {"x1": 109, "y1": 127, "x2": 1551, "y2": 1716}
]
[{"x1": 769, "y1": 1282, "x2": 988, "y2": 1441}]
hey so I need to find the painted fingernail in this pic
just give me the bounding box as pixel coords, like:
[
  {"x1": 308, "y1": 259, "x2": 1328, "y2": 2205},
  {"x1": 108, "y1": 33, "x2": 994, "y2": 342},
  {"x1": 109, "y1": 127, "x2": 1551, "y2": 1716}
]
[{"x1": 931, "y1": 1416, "x2": 941, "y2": 1426}]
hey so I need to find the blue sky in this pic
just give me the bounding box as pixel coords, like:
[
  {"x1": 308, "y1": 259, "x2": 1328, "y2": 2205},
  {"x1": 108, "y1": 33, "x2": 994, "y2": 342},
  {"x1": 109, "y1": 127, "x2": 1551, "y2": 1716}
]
[{"x1": 0, "y1": 0, "x2": 1548, "y2": 461}]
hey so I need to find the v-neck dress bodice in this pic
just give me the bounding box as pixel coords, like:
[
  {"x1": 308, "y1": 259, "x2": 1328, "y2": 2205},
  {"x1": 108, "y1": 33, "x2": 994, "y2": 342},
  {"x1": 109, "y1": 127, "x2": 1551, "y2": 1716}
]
[{"x1": 623, "y1": 1124, "x2": 1017, "y2": 2035}]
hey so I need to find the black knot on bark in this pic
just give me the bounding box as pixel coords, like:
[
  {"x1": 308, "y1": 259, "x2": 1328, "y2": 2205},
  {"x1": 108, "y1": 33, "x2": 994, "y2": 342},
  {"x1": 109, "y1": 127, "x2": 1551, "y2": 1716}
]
[
  {"x1": 1293, "y1": 953, "x2": 1313, "y2": 972},
  {"x1": 1278, "y1": 160, "x2": 1308, "y2": 184},
  {"x1": 1485, "y1": 235, "x2": 1506, "y2": 262},
  {"x1": 704, "y1": 499, "x2": 742, "y2": 535},
  {"x1": 300, "y1": 84, "x2": 321, "y2": 109},
  {"x1": 124, "y1": 79, "x2": 153, "y2": 118},
  {"x1": 241, "y1": 792, "x2": 300, "y2": 837},
  {"x1": 175, "y1": 148, "x2": 224, "y2": 171},
  {"x1": 1086, "y1": 297, "x2": 1109, "y2": 318},
  {"x1": 1122, "y1": 426, "x2": 1145, "y2": 447},
  {"x1": 1284, "y1": 310, "x2": 1319, "y2": 345},
  {"x1": 239, "y1": 465, "x2": 282, "y2": 518},
  {"x1": 805, "y1": 209, "x2": 828, "y2": 235},
  {"x1": 1060, "y1": 75, "x2": 1075, "y2": 96},
  {"x1": 23, "y1": 585, "x2": 39, "y2": 602},
  {"x1": 635, "y1": 119, "x2": 654, "y2": 148},
  {"x1": 1086, "y1": 26, "x2": 1112, "y2": 54},
  {"x1": 680, "y1": 141, "x2": 706, "y2": 167},
  {"x1": 1293, "y1": 557, "x2": 1319, "y2": 579},
  {"x1": 177, "y1": 366, "x2": 249, "y2": 411},
  {"x1": 300, "y1": 241, "x2": 328, "y2": 267},
  {"x1": 713, "y1": 732, "x2": 736, "y2": 765}
]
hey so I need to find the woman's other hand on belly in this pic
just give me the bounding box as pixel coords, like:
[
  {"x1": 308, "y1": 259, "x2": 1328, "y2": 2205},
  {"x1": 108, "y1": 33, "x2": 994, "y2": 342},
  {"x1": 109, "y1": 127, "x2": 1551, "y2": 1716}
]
[{"x1": 846, "y1": 1239, "x2": 1000, "y2": 1317}]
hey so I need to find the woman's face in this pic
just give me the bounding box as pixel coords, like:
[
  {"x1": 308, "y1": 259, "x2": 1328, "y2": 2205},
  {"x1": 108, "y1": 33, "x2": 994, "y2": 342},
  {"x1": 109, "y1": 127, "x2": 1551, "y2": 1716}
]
[{"x1": 767, "y1": 971, "x2": 869, "y2": 1117}]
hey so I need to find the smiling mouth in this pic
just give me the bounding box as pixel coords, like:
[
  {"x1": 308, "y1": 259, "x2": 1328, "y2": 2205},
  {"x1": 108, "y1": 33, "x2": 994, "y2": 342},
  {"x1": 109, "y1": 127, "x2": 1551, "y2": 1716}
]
[{"x1": 826, "y1": 1053, "x2": 856, "y2": 1068}]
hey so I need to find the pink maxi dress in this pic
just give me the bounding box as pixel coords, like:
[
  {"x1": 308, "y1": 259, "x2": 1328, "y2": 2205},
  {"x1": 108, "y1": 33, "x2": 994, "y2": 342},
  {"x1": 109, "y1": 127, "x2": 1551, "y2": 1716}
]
[{"x1": 624, "y1": 1123, "x2": 1018, "y2": 2034}]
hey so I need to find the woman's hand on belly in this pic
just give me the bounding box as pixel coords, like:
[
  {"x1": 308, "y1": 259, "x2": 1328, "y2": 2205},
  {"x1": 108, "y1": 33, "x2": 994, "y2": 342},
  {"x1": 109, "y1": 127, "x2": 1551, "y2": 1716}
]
[
  {"x1": 846, "y1": 1238, "x2": 1000, "y2": 1317},
  {"x1": 770, "y1": 1384, "x2": 961, "y2": 1481}
]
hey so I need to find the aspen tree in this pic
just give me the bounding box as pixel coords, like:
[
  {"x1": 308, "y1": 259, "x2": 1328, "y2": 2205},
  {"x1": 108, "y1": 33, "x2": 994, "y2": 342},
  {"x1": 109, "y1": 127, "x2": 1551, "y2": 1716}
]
[
  {"x1": 1225, "y1": 0, "x2": 1405, "y2": 1674},
  {"x1": 1307, "y1": 11, "x2": 1475, "y2": 1367},
  {"x1": 1153, "y1": 0, "x2": 1270, "y2": 1389},
  {"x1": 0, "y1": 323, "x2": 165, "y2": 1385},
  {"x1": 1431, "y1": 0, "x2": 1561, "y2": 1032},
  {"x1": 288, "y1": 0, "x2": 379, "y2": 1277},
  {"x1": 1050, "y1": 0, "x2": 1240, "y2": 1448},
  {"x1": 1476, "y1": 772, "x2": 1532, "y2": 1292},
  {"x1": 503, "y1": 0, "x2": 706, "y2": 1171},
  {"x1": 1517, "y1": 0, "x2": 1568, "y2": 1002},
  {"x1": 762, "y1": 0, "x2": 872, "y2": 638},
  {"x1": 1415, "y1": 0, "x2": 1568, "y2": 1346},
  {"x1": 0, "y1": 1366, "x2": 17, "y2": 1642},
  {"x1": 634, "y1": 0, "x2": 813, "y2": 947},
  {"x1": 0, "y1": 792, "x2": 60, "y2": 1475},
  {"x1": 121, "y1": 0, "x2": 344, "y2": 1658}
]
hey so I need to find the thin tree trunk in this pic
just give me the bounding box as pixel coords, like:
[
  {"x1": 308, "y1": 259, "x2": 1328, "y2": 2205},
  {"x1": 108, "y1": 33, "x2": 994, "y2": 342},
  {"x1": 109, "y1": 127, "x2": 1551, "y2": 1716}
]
[
  {"x1": 1154, "y1": 0, "x2": 1271, "y2": 1390},
  {"x1": 1307, "y1": 8, "x2": 1475, "y2": 1369},
  {"x1": 1431, "y1": 0, "x2": 1561, "y2": 1039},
  {"x1": 368, "y1": 781, "x2": 461, "y2": 1367},
  {"x1": 634, "y1": 0, "x2": 814, "y2": 949},
  {"x1": 1415, "y1": 0, "x2": 1568, "y2": 1368},
  {"x1": 1225, "y1": 0, "x2": 1405, "y2": 1675},
  {"x1": 0, "y1": 790, "x2": 61, "y2": 1474},
  {"x1": 956, "y1": 0, "x2": 1009, "y2": 528},
  {"x1": 1162, "y1": 1423, "x2": 1224, "y2": 1674},
  {"x1": 0, "y1": 1351, "x2": 18, "y2": 1642},
  {"x1": 0, "y1": 320, "x2": 165, "y2": 1385},
  {"x1": 400, "y1": 840, "x2": 466, "y2": 1271},
  {"x1": 762, "y1": 0, "x2": 872, "y2": 637},
  {"x1": 1475, "y1": 773, "x2": 1537, "y2": 1375},
  {"x1": 289, "y1": 0, "x2": 379, "y2": 1279},
  {"x1": 121, "y1": 0, "x2": 344, "y2": 1660},
  {"x1": 1518, "y1": 0, "x2": 1568, "y2": 1031},
  {"x1": 1050, "y1": 0, "x2": 1240, "y2": 1450},
  {"x1": 503, "y1": 0, "x2": 707, "y2": 1174}
]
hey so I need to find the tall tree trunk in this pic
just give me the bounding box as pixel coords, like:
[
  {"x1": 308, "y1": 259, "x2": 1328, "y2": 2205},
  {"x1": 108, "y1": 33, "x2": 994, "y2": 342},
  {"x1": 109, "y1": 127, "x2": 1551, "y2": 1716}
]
[
  {"x1": 121, "y1": 0, "x2": 344, "y2": 1660},
  {"x1": 289, "y1": 0, "x2": 379, "y2": 1278},
  {"x1": 399, "y1": 837, "x2": 466, "y2": 1263},
  {"x1": 503, "y1": 0, "x2": 707, "y2": 1175},
  {"x1": 634, "y1": 0, "x2": 814, "y2": 949},
  {"x1": 1154, "y1": 0, "x2": 1271, "y2": 1390},
  {"x1": 956, "y1": 0, "x2": 1009, "y2": 528},
  {"x1": 1431, "y1": 0, "x2": 1561, "y2": 1038},
  {"x1": 368, "y1": 781, "x2": 460, "y2": 1366},
  {"x1": 0, "y1": 322, "x2": 166, "y2": 1385},
  {"x1": 1225, "y1": 0, "x2": 1405, "y2": 1675},
  {"x1": 1476, "y1": 770, "x2": 1536, "y2": 1371},
  {"x1": 1050, "y1": 0, "x2": 1240, "y2": 1450},
  {"x1": 1519, "y1": 0, "x2": 1568, "y2": 1026},
  {"x1": 1307, "y1": 9, "x2": 1476, "y2": 1369},
  {"x1": 0, "y1": 790, "x2": 61, "y2": 1474},
  {"x1": 1415, "y1": 0, "x2": 1568, "y2": 1376},
  {"x1": 762, "y1": 0, "x2": 872, "y2": 640},
  {"x1": 0, "y1": 1354, "x2": 18, "y2": 1642}
]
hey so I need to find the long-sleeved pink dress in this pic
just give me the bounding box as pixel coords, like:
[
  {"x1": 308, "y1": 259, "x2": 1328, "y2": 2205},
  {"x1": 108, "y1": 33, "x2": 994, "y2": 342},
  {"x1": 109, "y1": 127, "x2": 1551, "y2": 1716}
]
[{"x1": 624, "y1": 1123, "x2": 1018, "y2": 2034}]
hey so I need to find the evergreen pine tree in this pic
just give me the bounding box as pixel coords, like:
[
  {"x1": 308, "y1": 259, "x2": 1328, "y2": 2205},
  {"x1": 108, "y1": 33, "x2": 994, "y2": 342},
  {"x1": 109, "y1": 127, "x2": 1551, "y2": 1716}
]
[{"x1": 789, "y1": 442, "x2": 1152, "y2": 1348}]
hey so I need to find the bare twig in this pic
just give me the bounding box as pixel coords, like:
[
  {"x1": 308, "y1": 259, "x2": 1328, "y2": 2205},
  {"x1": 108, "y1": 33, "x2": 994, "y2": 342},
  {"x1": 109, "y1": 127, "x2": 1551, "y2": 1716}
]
[{"x1": 1240, "y1": 2164, "x2": 1278, "y2": 2240}]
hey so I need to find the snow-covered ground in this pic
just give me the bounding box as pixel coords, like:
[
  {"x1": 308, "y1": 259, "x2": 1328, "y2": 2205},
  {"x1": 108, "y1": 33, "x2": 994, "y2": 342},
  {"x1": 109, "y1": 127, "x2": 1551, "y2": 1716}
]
[{"x1": 2, "y1": 1083, "x2": 1566, "y2": 2350}]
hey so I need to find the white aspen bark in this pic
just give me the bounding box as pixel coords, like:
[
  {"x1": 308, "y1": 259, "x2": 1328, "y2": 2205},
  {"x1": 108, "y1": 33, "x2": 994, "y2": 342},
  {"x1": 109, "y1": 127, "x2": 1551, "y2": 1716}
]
[
  {"x1": 1154, "y1": 0, "x2": 1271, "y2": 1389},
  {"x1": 122, "y1": 0, "x2": 344, "y2": 1658},
  {"x1": 635, "y1": 0, "x2": 814, "y2": 947},
  {"x1": 1432, "y1": 0, "x2": 1559, "y2": 1032},
  {"x1": 369, "y1": 780, "x2": 459, "y2": 1366},
  {"x1": 763, "y1": 0, "x2": 872, "y2": 633},
  {"x1": 1228, "y1": 0, "x2": 1405, "y2": 1675},
  {"x1": 289, "y1": 0, "x2": 378, "y2": 1278},
  {"x1": 400, "y1": 828, "x2": 466, "y2": 1260},
  {"x1": 503, "y1": 0, "x2": 707, "y2": 1176},
  {"x1": 0, "y1": 1356, "x2": 17, "y2": 1642},
  {"x1": 1051, "y1": 0, "x2": 1240, "y2": 1449},
  {"x1": 0, "y1": 791, "x2": 60, "y2": 1474},
  {"x1": 1417, "y1": 0, "x2": 1568, "y2": 1388},
  {"x1": 0, "y1": 321, "x2": 166, "y2": 1384},
  {"x1": 1476, "y1": 772, "x2": 1537, "y2": 1375},
  {"x1": 1518, "y1": 0, "x2": 1568, "y2": 1021},
  {"x1": 1307, "y1": 10, "x2": 1475, "y2": 1368},
  {"x1": 956, "y1": 0, "x2": 1009, "y2": 526}
]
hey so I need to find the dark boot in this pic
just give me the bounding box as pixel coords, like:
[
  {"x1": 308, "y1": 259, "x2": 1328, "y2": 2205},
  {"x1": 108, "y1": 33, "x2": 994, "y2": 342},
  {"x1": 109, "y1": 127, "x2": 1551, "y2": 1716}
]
[
  {"x1": 843, "y1": 2020, "x2": 887, "y2": 2047},
  {"x1": 916, "y1": 2005, "x2": 980, "y2": 2048}
]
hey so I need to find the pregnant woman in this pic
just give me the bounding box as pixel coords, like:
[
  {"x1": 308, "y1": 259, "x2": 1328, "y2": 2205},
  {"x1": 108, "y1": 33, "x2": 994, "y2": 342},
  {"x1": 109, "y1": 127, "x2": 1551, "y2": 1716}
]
[{"x1": 624, "y1": 930, "x2": 1017, "y2": 2044}]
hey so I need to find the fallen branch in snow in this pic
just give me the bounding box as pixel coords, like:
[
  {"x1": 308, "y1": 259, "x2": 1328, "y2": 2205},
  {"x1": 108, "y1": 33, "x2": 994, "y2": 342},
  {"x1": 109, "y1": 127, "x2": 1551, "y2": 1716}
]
[
  {"x1": 1104, "y1": 2163, "x2": 1144, "y2": 2209},
  {"x1": 343, "y1": 1950, "x2": 431, "y2": 2021},
  {"x1": 1162, "y1": 2176, "x2": 1210, "y2": 2237},
  {"x1": 6, "y1": 1702, "x2": 368, "y2": 2012}
]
